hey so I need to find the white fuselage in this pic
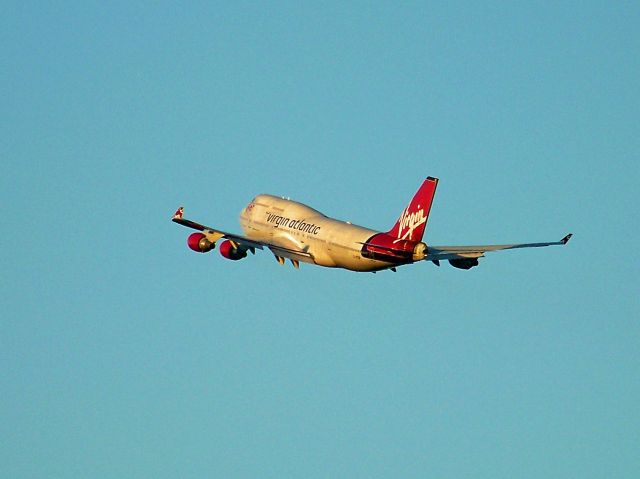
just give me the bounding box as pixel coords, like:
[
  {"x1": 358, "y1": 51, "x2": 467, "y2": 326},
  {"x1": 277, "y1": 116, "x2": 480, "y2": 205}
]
[{"x1": 239, "y1": 194, "x2": 398, "y2": 272}]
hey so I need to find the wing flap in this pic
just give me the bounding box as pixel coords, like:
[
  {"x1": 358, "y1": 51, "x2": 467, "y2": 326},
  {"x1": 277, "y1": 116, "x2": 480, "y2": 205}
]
[{"x1": 268, "y1": 245, "x2": 314, "y2": 263}]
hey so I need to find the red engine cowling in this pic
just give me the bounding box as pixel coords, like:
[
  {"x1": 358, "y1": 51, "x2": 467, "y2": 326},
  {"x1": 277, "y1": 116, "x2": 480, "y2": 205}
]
[
  {"x1": 187, "y1": 233, "x2": 214, "y2": 253},
  {"x1": 219, "y1": 240, "x2": 248, "y2": 261}
]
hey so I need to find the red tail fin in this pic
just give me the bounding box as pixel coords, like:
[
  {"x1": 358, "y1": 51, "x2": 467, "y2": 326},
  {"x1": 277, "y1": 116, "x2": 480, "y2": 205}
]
[{"x1": 387, "y1": 177, "x2": 438, "y2": 241}]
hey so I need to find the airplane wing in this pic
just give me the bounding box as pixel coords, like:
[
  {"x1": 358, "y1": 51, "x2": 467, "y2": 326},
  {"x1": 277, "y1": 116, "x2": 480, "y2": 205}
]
[
  {"x1": 426, "y1": 234, "x2": 572, "y2": 268},
  {"x1": 171, "y1": 207, "x2": 265, "y2": 251},
  {"x1": 171, "y1": 207, "x2": 316, "y2": 263}
]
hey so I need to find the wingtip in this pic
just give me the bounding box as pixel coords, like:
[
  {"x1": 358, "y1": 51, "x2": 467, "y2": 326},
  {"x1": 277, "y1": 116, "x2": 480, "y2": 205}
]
[
  {"x1": 172, "y1": 206, "x2": 184, "y2": 220},
  {"x1": 561, "y1": 233, "x2": 573, "y2": 245}
]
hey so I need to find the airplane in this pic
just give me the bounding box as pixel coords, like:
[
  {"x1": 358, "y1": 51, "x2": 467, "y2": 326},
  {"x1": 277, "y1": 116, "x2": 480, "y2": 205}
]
[{"x1": 171, "y1": 176, "x2": 572, "y2": 272}]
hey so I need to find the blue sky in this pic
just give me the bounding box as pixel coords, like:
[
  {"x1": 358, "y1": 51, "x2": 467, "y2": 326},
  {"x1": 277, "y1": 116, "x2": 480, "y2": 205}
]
[{"x1": 2, "y1": 2, "x2": 638, "y2": 477}]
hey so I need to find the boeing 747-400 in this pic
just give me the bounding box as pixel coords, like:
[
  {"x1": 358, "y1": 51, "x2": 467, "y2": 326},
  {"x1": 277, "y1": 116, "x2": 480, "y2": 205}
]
[{"x1": 172, "y1": 177, "x2": 571, "y2": 272}]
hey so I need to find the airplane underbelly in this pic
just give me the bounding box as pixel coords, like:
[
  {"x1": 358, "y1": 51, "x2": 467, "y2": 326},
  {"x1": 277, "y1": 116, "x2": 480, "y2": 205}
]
[
  {"x1": 339, "y1": 254, "x2": 398, "y2": 272},
  {"x1": 321, "y1": 227, "x2": 399, "y2": 272}
]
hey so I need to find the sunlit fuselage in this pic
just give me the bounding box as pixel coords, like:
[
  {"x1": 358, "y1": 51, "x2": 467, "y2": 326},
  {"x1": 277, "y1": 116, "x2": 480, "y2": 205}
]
[{"x1": 239, "y1": 194, "x2": 404, "y2": 271}]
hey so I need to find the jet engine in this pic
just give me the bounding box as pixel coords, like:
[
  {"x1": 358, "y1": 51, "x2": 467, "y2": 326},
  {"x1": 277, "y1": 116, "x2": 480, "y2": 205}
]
[
  {"x1": 412, "y1": 242, "x2": 428, "y2": 261},
  {"x1": 449, "y1": 258, "x2": 479, "y2": 270},
  {"x1": 187, "y1": 233, "x2": 214, "y2": 253},
  {"x1": 219, "y1": 240, "x2": 248, "y2": 261}
]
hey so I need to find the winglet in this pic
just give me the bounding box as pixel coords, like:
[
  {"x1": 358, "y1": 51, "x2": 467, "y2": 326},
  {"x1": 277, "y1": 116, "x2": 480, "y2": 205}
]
[
  {"x1": 560, "y1": 233, "x2": 573, "y2": 245},
  {"x1": 172, "y1": 207, "x2": 184, "y2": 220}
]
